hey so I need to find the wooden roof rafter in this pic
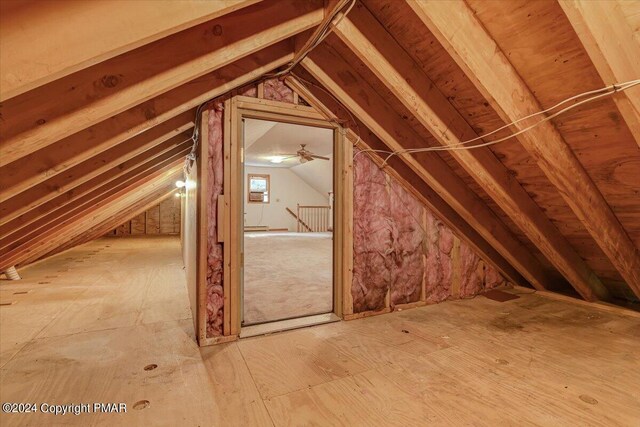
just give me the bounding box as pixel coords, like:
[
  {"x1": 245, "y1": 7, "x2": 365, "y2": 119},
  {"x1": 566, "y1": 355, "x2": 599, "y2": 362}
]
[
  {"x1": 35, "y1": 188, "x2": 179, "y2": 262},
  {"x1": 300, "y1": 44, "x2": 551, "y2": 291},
  {"x1": 0, "y1": 167, "x2": 182, "y2": 271},
  {"x1": 0, "y1": 156, "x2": 187, "y2": 256},
  {"x1": 285, "y1": 72, "x2": 527, "y2": 287},
  {"x1": 0, "y1": 138, "x2": 192, "y2": 243},
  {"x1": 0, "y1": 0, "x2": 324, "y2": 167},
  {"x1": 331, "y1": 3, "x2": 608, "y2": 301},
  {"x1": 0, "y1": 0, "x2": 260, "y2": 100},
  {"x1": 558, "y1": 0, "x2": 640, "y2": 148},
  {"x1": 0, "y1": 133, "x2": 193, "y2": 226},
  {"x1": 408, "y1": 0, "x2": 640, "y2": 299},
  {"x1": 0, "y1": 41, "x2": 294, "y2": 200},
  {"x1": 0, "y1": 111, "x2": 195, "y2": 201}
]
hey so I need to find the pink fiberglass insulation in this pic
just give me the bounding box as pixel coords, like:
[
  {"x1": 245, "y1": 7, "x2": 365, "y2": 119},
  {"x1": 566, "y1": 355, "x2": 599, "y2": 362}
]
[
  {"x1": 388, "y1": 180, "x2": 424, "y2": 306},
  {"x1": 352, "y1": 151, "x2": 393, "y2": 312},
  {"x1": 239, "y1": 85, "x2": 257, "y2": 97},
  {"x1": 458, "y1": 240, "x2": 484, "y2": 297},
  {"x1": 352, "y1": 151, "x2": 510, "y2": 312},
  {"x1": 485, "y1": 263, "x2": 507, "y2": 289},
  {"x1": 206, "y1": 103, "x2": 224, "y2": 337},
  {"x1": 424, "y1": 210, "x2": 453, "y2": 303},
  {"x1": 263, "y1": 78, "x2": 295, "y2": 103}
]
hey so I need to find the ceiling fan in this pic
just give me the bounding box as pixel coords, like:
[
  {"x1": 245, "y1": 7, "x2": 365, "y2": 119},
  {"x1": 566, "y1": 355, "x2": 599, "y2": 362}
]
[{"x1": 273, "y1": 144, "x2": 330, "y2": 163}]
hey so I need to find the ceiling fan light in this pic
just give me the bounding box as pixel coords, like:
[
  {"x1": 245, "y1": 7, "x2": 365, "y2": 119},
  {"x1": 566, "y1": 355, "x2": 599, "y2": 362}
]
[{"x1": 270, "y1": 156, "x2": 284, "y2": 164}]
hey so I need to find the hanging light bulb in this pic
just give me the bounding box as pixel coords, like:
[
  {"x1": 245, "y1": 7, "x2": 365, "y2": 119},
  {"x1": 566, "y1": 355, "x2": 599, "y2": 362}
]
[{"x1": 175, "y1": 180, "x2": 186, "y2": 188}]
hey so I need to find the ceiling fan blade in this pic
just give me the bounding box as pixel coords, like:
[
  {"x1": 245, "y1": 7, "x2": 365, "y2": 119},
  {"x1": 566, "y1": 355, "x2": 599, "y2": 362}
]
[{"x1": 310, "y1": 154, "x2": 330, "y2": 160}]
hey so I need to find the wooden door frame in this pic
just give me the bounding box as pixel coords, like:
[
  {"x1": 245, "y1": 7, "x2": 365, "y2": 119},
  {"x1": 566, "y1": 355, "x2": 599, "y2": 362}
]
[{"x1": 223, "y1": 95, "x2": 352, "y2": 337}]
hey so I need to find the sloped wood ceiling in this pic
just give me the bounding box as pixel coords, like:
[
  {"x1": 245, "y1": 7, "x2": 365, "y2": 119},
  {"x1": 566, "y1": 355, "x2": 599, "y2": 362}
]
[
  {"x1": 353, "y1": 0, "x2": 640, "y2": 302},
  {"x1": 1, "y1": 0, "x2": 638, "y2": 308},
  {"x1": 0, "y1": 0, "x2": 324, "y2": 269}
]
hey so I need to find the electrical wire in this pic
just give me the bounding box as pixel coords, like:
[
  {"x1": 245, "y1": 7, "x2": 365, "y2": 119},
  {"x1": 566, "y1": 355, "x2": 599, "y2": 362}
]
[
  {"x1": 291, "y1": 64, "x2": 638, "y2": 169},
  {"x1": 185, "y1": 0, "x2": 357, "y2": 163},
  {"x1": 380, "y1": 79, "x2": 640, "y2": 166},
  {"x1": 174, "y1": 15, "x2": 637, "y2": 295},
  {"x1": 183, "y1": 0, "x2": 638, "y2": 179},
  {"x1": 266, "y1": 0, "x2": 356, "y2": 79}
]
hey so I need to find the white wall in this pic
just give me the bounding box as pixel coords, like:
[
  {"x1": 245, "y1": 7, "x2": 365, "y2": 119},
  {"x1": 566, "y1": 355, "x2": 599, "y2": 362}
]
[
  {"x1": 244, "y1": 166, "x2": 328, "y2": 230},
  {"x1": 181, "y1": 163, "x2": 198, "y2": 333},
  {"x1": 290, "y1": 155, "x2": 333, "y2": 197}
]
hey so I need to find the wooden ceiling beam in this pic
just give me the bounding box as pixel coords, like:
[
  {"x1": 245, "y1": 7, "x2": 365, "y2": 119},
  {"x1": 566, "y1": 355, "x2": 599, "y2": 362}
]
[
  {"x1": 1, "y1": 110, "x2": 195, "y2": 201},
  {"x1": 286, "y1": 73, "x2": 526, "y2": 286},
  {"x1": 333, "y1": 4, "x2": 608, "y2": 301},
  {"x1": 1, "y1": 157, "x2": 185, "y2": 254},
  {"x1": 0, "y1": 0, "x2": 259, "y2": 101},
  {"x1": 1, "y1": 145, "x2": 190, "y2": 246},
  {"x1": 302, "y1": 44, "x2": 552, "y2": 291},
  {"x1": 0, "y1": 40, "x2": 293, "y2": 198},
  {"x1": 408, "y1": 0, "x2": 639, "y2": 299},
  {"x1": 558, "y1": 0, "x2": 640, "y2": 148},
  {"x1": 0, "y1": 0, "x2": 323, "y2": 167},
  {"x1": 1, "y1": 133, "x2": 191, "y2": 226},
  {"x1": 2, "y1": 172, "x2": 180, "y2": 271}
]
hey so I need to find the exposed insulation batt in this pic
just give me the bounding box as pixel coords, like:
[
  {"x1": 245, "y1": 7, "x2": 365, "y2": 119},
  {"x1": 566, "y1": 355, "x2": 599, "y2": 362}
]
[
  {"x1": 353, "y1": 152, "x2": 509, "y2": 312},
  {"x1": 485, "y1": 263, "x2": 507, "y2": 289},
  {"x1": 352, "y1": 150, "x2": 392, "y2": 312},
  {"x1": 423, "y1": 209, "x2": 453, "y2": 303},
  {"x1": 458, "y1": 240, "x2": 483, "y2": 297},
  {"x1": 389, "y1": 180, "x2": 424, "y2": 305},
  {"x1": 206, "y1": 103, "x2": 224, "y2": 337},
  {"x1": 263, "y1": 78, "x2": 294, "y2": 103},
  {"x1": 239, "y1": 85, "x2": 257, "y2": 97}
]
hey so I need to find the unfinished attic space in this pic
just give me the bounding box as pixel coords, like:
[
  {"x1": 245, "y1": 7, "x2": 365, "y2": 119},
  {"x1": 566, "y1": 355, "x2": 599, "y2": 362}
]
[{"x1": 1, "y1": 1, "x2": 639, "y2": 426}]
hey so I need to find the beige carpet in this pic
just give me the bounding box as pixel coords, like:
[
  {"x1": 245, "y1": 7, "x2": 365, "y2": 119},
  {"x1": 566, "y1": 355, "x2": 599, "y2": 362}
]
[{"x1": 243, "y1": 232, "x2": 333, "y2": 325}]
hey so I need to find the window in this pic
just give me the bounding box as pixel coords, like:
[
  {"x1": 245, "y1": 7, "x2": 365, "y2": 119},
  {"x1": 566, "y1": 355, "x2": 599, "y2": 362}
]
[{"x1": 248, "y1": 174, "x2": 270, "y2": 204}]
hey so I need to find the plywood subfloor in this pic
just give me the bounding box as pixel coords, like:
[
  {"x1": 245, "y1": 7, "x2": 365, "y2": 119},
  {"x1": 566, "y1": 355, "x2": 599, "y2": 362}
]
[
  {"x1": 1, "y1": 236, "x2": 639, "y2": 426},
  {"x1": 243, "y1": 232, "x2": 333, "y2": 324}
]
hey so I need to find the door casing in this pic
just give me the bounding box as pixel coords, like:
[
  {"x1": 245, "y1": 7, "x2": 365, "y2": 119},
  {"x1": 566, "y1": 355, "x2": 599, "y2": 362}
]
[{"x1": 222, "y1": 95, "x2": 353, "y2": 337}]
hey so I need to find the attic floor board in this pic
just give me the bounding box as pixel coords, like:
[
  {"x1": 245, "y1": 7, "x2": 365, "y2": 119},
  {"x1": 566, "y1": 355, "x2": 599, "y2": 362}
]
[{"x1": 1, "y1": 236, "x2": 639, "y2": 426}]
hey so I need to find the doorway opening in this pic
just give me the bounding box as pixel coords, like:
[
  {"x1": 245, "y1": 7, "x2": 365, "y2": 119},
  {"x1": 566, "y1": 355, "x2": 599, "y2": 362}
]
[{"x1": 241, "y1": 118, "x2": 335, "y2": 329}]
